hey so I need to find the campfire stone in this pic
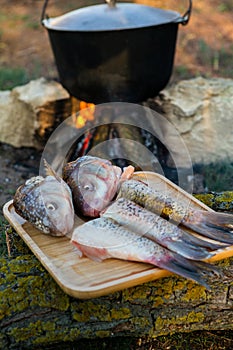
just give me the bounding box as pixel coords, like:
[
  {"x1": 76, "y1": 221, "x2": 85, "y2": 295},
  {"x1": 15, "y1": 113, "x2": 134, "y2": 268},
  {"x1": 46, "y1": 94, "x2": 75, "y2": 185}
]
[
  {"x1": 0, "y1": 78, "x2": 70, "y2": 148},
  {"x1": 1, "y1": 77, "x2": 233, "y2": 167},
  {"x1": 156, "y1": 77, "x2": 233, "y2": 166}
]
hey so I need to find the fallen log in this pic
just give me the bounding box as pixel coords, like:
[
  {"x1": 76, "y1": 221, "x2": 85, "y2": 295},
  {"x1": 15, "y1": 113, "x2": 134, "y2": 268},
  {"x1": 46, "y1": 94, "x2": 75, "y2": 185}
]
[
  {"x1": 1, "y1": 193, "x2": 233, "y2": 350},
  {"x1": 195, "y1": 191, "x2": 233, "y2": 212}
]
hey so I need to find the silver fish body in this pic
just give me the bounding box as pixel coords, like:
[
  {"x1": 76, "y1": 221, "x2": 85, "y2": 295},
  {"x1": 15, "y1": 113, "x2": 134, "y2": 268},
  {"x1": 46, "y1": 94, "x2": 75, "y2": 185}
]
[
  {"x1": 101, "y1": 198, "x2": 222, "y2": 260},
  {"x1": 63, "y1": 155, "x2": 233, "y2": 245},
  {"x1": 118, "y1": 179, "x2": 233, "y2": 244},
  {"x1": 72, "y1": 217, "x2": 219, "y2": 289},
  {"x1": 13, "y1": 175, "x2": 74, "y2": 236}
]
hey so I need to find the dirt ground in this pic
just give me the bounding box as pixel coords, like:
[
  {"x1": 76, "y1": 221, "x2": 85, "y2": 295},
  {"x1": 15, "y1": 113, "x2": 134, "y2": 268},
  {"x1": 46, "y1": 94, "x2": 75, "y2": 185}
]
[{"x1": 0, "y1": 0, "x2": 233, "y2": 212}]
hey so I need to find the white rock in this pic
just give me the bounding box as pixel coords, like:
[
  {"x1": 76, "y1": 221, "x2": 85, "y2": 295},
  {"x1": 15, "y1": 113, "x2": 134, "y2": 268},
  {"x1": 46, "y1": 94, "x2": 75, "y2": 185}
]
[
  {"x1": 0, "y1": 78, "x2": 70, "y2": 148},
  {"x1": 157, "y1": 77, "x2": 233, "y2": 165}
]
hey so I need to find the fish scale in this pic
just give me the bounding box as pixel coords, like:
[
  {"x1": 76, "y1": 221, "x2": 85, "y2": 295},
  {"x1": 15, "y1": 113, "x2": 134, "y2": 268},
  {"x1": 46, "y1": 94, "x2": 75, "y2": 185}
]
[
  {"x1": 101, "y1": 197, "x2": 224, "y2": 260},
  {"x1": 118, "y1": 179, "x2": 233, "y2": 244},
  {"x1": 72, "y1": 217, "x2": 220, "y2": 289}
]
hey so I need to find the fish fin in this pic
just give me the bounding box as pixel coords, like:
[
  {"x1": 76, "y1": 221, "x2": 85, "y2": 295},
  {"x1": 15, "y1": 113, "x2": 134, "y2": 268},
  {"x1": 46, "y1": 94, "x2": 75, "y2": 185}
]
[
  {"x1": 154, "y1": 252, "x2": 220, "y2": 290},
  {"x1": 82, "y1": 253, "x2": 105, "y2": 263},
  {"x1": 62, "y1": 160, "x2": 77, "y2": 181},
  {"x1": 158, "y1": 228, "x2": 225, "y2": 260},
  {"x1": 43, "y1": 159, "x2": 61, "y2": 182},
  {"x1": 72, "y1": 245, "x2": 84, "y2": 258},
  {"x1": 180, "y1": 231, "x2": 227, "y2": 250},
  {"x1": 162, "y1": 239, "x2": 214, "y2": 261},
  {"x1": 182, "y1": 210, "x2": 233, "y2": 244},
  {"x1": 71, "y1": 240, "x2": 110, "y2": 262}
]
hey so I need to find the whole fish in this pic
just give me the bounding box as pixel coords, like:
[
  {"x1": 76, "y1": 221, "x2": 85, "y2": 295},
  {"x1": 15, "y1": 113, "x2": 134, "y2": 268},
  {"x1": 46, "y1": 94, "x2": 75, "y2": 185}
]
[
  {"x1": 118, "y1": 179, "x2": 233, "y2": 244},
  {"x1": 62, "y1": 155, "x2": 134, "y2": 217},
  {"x1": 13, "y1": 160, "x2": 74, "y2": 236},
  {"x1": 101, "y1": 198, "x2": 224, "y2": 260},
  {"x1": 71, "y1": 217, "x2": 220, "y2": 289}
]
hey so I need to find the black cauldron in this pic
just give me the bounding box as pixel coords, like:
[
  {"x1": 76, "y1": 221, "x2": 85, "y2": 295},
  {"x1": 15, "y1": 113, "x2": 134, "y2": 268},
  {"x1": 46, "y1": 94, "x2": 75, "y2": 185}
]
[{"x1": 42, "y1": 0, "x2": 192, "y2": 103}]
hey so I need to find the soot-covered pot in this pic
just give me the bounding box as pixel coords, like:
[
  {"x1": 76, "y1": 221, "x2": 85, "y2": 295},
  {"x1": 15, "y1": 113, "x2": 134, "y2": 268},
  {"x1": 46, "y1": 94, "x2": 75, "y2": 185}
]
[{"x1": 42, "y1": 0, "x2": 192, "y2": 103}]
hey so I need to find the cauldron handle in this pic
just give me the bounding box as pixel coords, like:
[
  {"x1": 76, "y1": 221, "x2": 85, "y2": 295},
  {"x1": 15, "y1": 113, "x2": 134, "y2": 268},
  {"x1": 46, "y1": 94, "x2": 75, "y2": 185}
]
[
  {"x1": 41, "y1": 0, "x2": 192, "y2": 25},
  {"x1": 41, "y1": 0, "x2": 49, "y2": 24},
  {"x1": 180, "y1": 0, "x2": 192, "y2": 25}
]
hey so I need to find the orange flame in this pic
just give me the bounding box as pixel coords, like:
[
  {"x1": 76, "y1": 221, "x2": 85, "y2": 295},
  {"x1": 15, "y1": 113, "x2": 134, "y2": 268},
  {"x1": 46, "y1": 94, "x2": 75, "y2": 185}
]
[{"x1": 73, "y1": 101, "x2": 96, "y2": 128}]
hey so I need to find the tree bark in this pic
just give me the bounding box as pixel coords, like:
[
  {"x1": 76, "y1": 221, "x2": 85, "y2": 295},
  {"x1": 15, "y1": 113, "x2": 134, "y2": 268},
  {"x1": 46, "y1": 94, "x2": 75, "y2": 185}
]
[
  {"x1": 1, "y1": 193, "x2": 233, "y2": 350},
  {"x1": 194, "y1": 191, "x2": 233, "y2": 212}
]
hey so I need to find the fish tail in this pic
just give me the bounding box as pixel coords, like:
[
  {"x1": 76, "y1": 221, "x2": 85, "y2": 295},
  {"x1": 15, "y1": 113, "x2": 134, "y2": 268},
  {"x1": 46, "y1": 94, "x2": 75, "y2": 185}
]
[
  {"x1": 163, "y1": 239, "x2": 214, "y2": 261},
  {"x1": 180, "y1": 231, "x2": 227, "y2": 250},
  {"x1": 152, "y1": 252, "x2": 220, "y2": 289},
  {"x1": 182, "y1": 210, "x2": 233, "y2": 244},
  {"x1": 160, "y1": 228, "x2": 225, "y2": 260}
]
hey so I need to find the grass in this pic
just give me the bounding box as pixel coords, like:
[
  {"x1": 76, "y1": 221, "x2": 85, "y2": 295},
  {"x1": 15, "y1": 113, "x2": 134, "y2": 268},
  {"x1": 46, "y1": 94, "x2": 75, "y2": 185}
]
[
  {"x1": 196, "y1": 40, "x2": 233, "y2": 78},
  {"x1": 0, "y1": 61, "x2": 45, "y2": 90},
  {"x1": 217, "y1": 1, "x2": 233, "y2": 12},
  {"x1": 0, "y1": 12, "x2": 40, "y2": 28},
  {"x1": 0, "y1": 67, "x2": 29, "y2": 90},
  {"x1": 195, "y1": 161, "x2": 233, "y2": 192}
]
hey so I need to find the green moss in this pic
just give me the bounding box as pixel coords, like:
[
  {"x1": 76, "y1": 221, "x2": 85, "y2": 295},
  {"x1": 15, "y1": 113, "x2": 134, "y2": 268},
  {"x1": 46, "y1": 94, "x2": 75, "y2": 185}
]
[
  {"x1": 95, "y1": 330, "x2": 112, "y2": 338},
  {"x1": 0, "y1": 256, "x2": 70, "y2": 321},
  {"x1": 33, "y1": 326, "x2": 81, "y2": 345},
  {"x1": 215, "y1": 192, "x2": 233, "y2": 210},
  {"x1": 195, "y1": 193, "x2": 215, "y2": 208},
  {"x1": 122, "y1": 285, "x2": 152, "y2": 301},
  {"x1": 160, "y1": 279, "x2": 176, "y2": 299},
  {"x1": 71, "y1": 301, "x2": 111, "y2": 322},
  {"x1": 8, "y1": 320, "x2": 44, "y2": 342},
  {"x1": 154, "y1": 310, "x2": 205, "y2": 332},
  {"x1": 152, "y1": 296, "x2": 164, "y2": 307},
  {"x1": 187, "y1": 311, "x2": 205, "y2": 323},
  {"x1": 154, "y1": 315, "x2": 168, "y2": 331},
  {"x1": 130, "y1": 316, "x2": 150, "y2": 328},
  {"x1": 181, "y1": 284, "x2": 207, "y2": 302},
  {"x1": 194, "y1": 191, "x2": 233, "y2": 211},
  {"x1": 8, "y1": 255, "x2": 40, "y2": 273},
  {"x1": 8, "y1": 321, "x2": 81, "y2": 346},
  {"x1": 111, "y1": 307, "x2": 131, "y2": 320},
  {"x1": 63, "y1": 328, "x2": 81, "y2": 342},
  {"x1": 151, "y1": 278, "x2": 191, "y2": 304},
  {"x1": 71, "y1": 302, "x2": 131, "y2": 327},
  {"x1": 41, "y1": 321, "x2": 55, "y2": 332},
  {"x1": 216, "y1": 257, "x2": 233, "y2": 268}
]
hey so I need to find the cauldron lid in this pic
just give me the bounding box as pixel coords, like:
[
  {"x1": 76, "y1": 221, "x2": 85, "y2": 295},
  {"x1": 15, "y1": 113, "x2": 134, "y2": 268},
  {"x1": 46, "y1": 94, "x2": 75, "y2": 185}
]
[{"x1": 43, "y1": 3, "x2": 181, "y2": 32}]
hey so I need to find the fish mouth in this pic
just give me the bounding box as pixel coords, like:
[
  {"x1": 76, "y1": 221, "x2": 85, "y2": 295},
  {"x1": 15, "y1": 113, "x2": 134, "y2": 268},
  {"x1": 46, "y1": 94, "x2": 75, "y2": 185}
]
[{"x1": 50, "y1": 215, "x2": 74, "y2": 237}]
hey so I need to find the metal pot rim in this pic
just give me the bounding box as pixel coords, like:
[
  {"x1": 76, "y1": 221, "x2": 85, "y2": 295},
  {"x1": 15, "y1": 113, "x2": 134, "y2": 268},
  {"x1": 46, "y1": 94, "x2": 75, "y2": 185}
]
[{"x1": 42, "y1": 2, "x2": 192, "y2": 32}]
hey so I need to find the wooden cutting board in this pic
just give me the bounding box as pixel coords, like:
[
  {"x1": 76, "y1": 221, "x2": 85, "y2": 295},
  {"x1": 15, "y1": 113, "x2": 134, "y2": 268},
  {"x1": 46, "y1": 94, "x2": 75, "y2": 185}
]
[{"x1": 3, "y1": 172, "x2": 233, "y2": 299}]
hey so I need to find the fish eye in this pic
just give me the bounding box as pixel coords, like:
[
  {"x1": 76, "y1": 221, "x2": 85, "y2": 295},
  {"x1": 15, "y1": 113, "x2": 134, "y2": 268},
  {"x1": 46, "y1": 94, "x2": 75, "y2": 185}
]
[
  {"x1": 46, "y1": 202, "x2": 58, "y2": 211},
  {"x1": 83, "y1": 183, "x2": 95, "y2": 191}
]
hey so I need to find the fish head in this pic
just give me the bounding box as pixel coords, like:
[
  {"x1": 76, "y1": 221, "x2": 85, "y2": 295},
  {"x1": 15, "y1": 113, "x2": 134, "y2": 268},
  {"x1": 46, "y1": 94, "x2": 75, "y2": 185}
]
[
  {"x1": 14, "y1": 174, "x2": 74, "y2": 237},
  {"x1": 63, "y1": 156, "x2": 122, "y2": 217},
  {"x1": 38, "y1": 176, "x2": 75, "y2": 236}
]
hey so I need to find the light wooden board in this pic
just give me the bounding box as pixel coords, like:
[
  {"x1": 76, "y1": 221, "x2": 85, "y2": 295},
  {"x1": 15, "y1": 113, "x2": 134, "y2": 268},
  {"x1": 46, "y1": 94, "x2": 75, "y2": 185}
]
[{"x1": 3, "y1": 171, "x2": 233, "y2": 299}]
